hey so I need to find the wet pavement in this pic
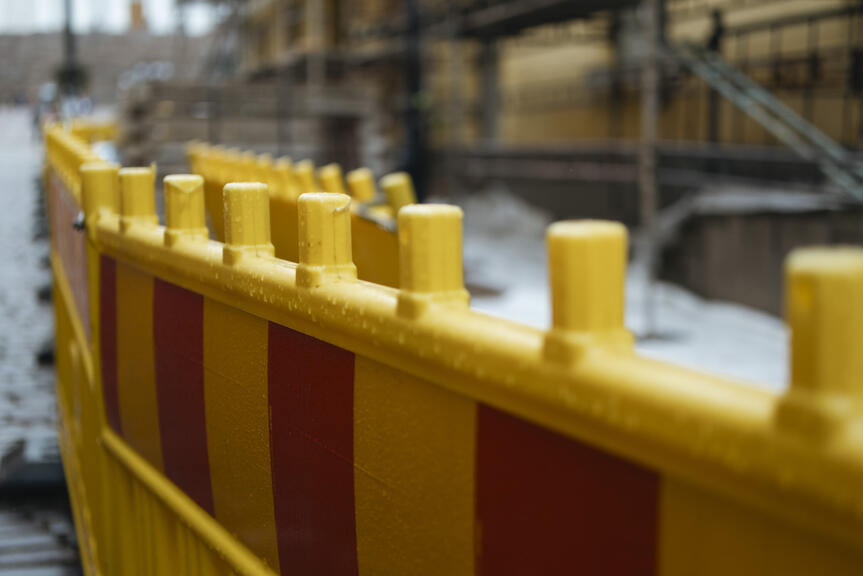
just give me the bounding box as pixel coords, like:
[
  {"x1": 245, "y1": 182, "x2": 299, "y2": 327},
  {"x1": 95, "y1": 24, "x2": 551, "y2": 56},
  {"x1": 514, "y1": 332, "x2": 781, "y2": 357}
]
[
  {"x1": 0, "y1": 107, "x2": 80, "y2": 573},
  {"x1": 0, "y1": 107, "x2": 57, "y2": 468}
]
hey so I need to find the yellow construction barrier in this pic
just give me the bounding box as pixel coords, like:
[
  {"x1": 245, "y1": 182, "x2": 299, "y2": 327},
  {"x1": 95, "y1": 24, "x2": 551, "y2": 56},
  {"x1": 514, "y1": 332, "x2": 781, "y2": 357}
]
[
  {"x1": 67, "y1": 119, "x2": 118, "y2": 144},
  {"x1": 48, "y1": 123, "x2": 863, "y2": 575},
  {"x1": 187, "y1": 143, "x2": 405, "y2": 288}
]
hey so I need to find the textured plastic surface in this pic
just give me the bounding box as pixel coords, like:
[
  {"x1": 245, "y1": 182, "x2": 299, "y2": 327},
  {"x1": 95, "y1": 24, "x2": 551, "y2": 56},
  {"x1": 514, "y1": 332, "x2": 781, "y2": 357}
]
[{"x1": 48, "y1": 124, "x2": 863, "y2": 575}]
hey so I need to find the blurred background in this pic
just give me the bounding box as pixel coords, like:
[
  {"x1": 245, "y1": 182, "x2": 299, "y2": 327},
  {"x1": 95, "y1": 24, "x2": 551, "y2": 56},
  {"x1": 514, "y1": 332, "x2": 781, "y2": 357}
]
[{"x1": 2, "y1": 0, "x2": 863, "y2": 571}]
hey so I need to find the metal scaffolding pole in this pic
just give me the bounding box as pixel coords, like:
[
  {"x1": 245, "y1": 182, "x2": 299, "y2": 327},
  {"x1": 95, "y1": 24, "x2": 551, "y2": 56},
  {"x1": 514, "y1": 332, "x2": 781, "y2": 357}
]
[
  {"x1": 405, "y1": 0, "x2": 426, "y2": 200},
  {"x1": 639, "y1": 0, "x2": 662, "y2": 336}
]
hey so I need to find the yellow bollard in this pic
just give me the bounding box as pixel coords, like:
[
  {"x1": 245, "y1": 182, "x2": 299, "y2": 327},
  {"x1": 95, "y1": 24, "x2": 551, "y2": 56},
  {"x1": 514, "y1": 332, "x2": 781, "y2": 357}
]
[
  {"x1": 296, "y1": 193, "x2": 357, "y2": 288},
  {"x1": 163, "y1": 174, "x2": 209, "y2": 247},
  {"x1": 239, "y1": 151, "x2": 258, "y2": 182},
  {"x1": 256, "y1": 154, "x2": 274, "y2": 186},
  {"x1": 118, "y1": 166, "x2": 158, "y2": 233},
  {"x1": 294, "y1": 160, "x2": 319, "y2": 194},
  {"x1": 185, "y1": 140, "x2": 203, "y2": 173},
  {"x1": 318, "y1": 163, "x2": 347, "y2": 195},
  {"x1": 543, "y1": 220, "x2": 632, "y2": 362},
  {"x1": 81, "y1": 162, "x2": 119, "y2": 239},
  {"x1": 274, "y1": 158, "x2": 300, "y2": 200},
  {"x1": 380, "y1": 172, "x2": 417, "y2": 213},
  {"x1": 346, "y1": 168, "x2": 377, "y2": 203},
  {"x1": 222, "y1": 182, "x2": 275, "y2": 265},
  {"x1": 397, "y1": 204, "x2": 469, "y2": 318},
  {"x1": 777, "y1": 247, "x2": 863, "y2": 435}
]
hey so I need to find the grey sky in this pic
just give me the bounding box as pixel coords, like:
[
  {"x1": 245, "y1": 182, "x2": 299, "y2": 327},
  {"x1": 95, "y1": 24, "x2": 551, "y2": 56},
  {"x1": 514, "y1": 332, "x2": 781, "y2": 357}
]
[{"x1": 0, "y1": 0, "x2": 220, "y2": 36}]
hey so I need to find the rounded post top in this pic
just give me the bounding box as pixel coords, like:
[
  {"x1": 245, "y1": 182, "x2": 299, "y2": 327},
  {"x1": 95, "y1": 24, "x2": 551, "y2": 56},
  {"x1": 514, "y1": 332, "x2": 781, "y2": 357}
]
[
  {"x1": 547, "y1": 220, "x2": 626, "y2": 242},
  {"x1": 297, "y1": 192, "x2": 356, "y2": 286},
  {"x1": 164, "y1": 174, "x2": 207, "y2": 244},
  {"x1": 346, "y1": 167, "x2": 376, "y2": 203},
  {"x1": 545, "y1": 219, "x2": 630, "y2": 354},
  {"x1": 318, "y1": 163, "x2": 346, "y2": 195},
  {"x1": 786, "y1": 246, "x2": 863, "y2": 397},
  {"x1": 223, "y1": 183, "x2": 271, "y2": 243},
  {"x1": 118, "y1": 165, "x2": 157, "y2": 227},
  {"x1": 397, "y1": 203, "x2": 468, "y2": 316},
  {"x1": 380, "y1": 172, "x2": 416, "y2": 212},
  {"x1": 164, "y1": 173, "x2": 204, "y2": 192}
]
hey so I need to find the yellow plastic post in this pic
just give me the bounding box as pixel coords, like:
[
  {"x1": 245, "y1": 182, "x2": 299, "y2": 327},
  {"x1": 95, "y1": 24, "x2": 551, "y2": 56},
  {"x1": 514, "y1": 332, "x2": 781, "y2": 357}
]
[
  {"x1": 81, "y1": 162, "x2": 119, "y2": 239},
  {"x1": 777, "y1": 247, "x2": 863, "y2": 435},
  {"x1": 186, "y1": 140, "x2": 203, "y2": 173},
  {"x1": 118, "y1": 166, "x2": 158, "y2": 233},
  {"x1": 274, "y1": 158, "x2": 300, "y2": 200},
  {"x1": 164, "y1": 174, "x2": 209, "y2": 246},
  {"x1": 256, "y1": 154, "x2": 274, "y2": 185},
  {"x1": 396, "y1": 204, "x2": 469, "y2": 317},
  {"x1": 222, "y1": 182, "x2": 275, "y2": 265},
  {"x1": 295, "y1": 160, "x2": 319, "y2": 194},
  {"x1": 240, "y1": 151, "x2": 258, "y2": 182},
  {"x1": 296, "y1": 193, "x2": 357, "y2": 288},
  {"x1": 346, "y1": 168, "x2": 377, "y2": 203},
  {"x1": 380, "y1": 172, "x2": 417, "y2": 213},
  {"x1": 318, "y1": 163, "x2": 346, "y2": 195},
  {"x1": 544, "y1": 220, "x2": 632, "y2": 361}
]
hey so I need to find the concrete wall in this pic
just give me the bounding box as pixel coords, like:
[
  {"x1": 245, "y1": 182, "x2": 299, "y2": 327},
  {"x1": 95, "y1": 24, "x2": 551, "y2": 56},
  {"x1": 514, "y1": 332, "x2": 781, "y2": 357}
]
[{"x1": 662, "y1": 208, "x2": 863, "y2": 317}]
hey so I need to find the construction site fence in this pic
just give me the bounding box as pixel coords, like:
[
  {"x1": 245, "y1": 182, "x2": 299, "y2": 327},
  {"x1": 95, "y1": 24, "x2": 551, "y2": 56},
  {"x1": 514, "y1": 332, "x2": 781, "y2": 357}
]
[{"x1": 45, "y1": 121, "x2": 863, "y2": 575}]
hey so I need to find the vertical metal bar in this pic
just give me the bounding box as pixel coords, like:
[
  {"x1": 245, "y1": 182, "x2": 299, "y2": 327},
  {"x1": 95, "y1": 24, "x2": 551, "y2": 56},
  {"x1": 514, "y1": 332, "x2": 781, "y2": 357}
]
[
  {"x1": 842, "y1": 13, "x2": 853, "y2": 146},
  {"x1": 804, "y1": 17, "x2": 817, "y2": 124},
  {"x1": 640, "y1": 0, "x2": 662, "y2": 336},
  {"x1": 769, "y1": 23, "x2": 782, "y2": 146},
  {"x1": 707, "y1": 8, "x2": 724, "y2": 144},
  {"x1": 480, "y1": 39, "x2": 500, "y2": 143},
  {"x1": 855, "y1": 10, "x2": 863, "y2": 148},
  {"x1": 447, "y1": 2, "x2": 465, "y2": 198},
  {"x1": 63, "y1": 0, "x2": 77, "y2": 66},
  {"x1": 404, "y1": 0, "x2": 426, "y2": 200},
  {"x1": 733, "y1": 31, "x2": 748, "y2": 143}
]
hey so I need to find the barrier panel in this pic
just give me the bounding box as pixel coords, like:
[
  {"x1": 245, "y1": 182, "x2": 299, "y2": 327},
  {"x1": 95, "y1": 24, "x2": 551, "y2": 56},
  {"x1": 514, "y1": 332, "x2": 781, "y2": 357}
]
[
  {"x1": 48, "y1": 123, "x2": 863, "y2": 575},
  {"x1": 187, "y1": 143, "x2": 405, "y2": 288},
  {"x1": 67, "y1": 119, "x2": 117, "y2": 144}
]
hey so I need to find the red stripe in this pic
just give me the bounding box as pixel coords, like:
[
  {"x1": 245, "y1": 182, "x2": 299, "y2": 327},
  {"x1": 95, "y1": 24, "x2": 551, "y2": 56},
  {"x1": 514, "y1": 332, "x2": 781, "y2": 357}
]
[
  {"x1": 475, "y1": 404, "x2": 658, "y2": 576},
  {"x1": 99, "y1": 255, "x2": 121, "y2": 434},
  {"x1": 52, "y1": 174, "x2": 90, "y2": 337},
  {"x1": 268, "y1": 323, "x2": 357, "y2": 575},
  {"x1": 153, "y1": 279, "x2": 214, "y2": 515}
]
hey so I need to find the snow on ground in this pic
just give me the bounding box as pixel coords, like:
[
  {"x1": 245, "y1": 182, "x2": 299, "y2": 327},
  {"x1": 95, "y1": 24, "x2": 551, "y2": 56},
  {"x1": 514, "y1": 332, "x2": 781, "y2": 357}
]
[
  {"x1": 447, "y1": 187, "x2": 788, "y2": 393},
  {"x1": 0, "y1": 108, "x2": 58, "y2": 460}
]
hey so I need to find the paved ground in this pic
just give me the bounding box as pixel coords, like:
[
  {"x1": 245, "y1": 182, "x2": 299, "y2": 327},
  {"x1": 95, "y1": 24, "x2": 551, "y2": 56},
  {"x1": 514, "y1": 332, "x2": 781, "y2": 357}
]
[
  {"x1": 0, "y1": 107, "x2": 80, "y2": 574},
  {"x1": 0, "y1": 107, "x2": 56, "y2": 458}
]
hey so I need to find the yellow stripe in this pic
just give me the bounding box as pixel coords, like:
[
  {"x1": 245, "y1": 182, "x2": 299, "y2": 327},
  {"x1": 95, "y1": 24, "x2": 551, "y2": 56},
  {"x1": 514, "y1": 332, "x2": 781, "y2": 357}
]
[
  {"x1": 203, "y1": 298, "x2": 280, "y2": 572},
  {"x1": 115, "y1": 263, "x2": 163, "y2": 471},
  {"x1": 353, "y1": 355, "x2": 476, "y2": 576},
  {"x1": 659, "y1": 477, "x2": 863, "y2": 575}
]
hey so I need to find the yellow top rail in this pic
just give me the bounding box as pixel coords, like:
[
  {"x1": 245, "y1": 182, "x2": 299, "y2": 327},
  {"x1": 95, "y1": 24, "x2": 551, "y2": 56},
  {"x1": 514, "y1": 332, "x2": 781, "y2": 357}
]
[{"x1": 46, "y1": 124, "x2": 863, "y2": 575}]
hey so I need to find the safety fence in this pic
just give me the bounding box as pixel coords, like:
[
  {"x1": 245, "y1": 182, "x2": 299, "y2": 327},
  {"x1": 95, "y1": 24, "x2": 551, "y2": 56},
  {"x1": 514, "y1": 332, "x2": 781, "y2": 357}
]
[
  {"x1": 187, "y1": 143, "x2": 413, "y2": 288},
  {"x1": 46, "y1": 122, "x2": 863, "y2": 575}
]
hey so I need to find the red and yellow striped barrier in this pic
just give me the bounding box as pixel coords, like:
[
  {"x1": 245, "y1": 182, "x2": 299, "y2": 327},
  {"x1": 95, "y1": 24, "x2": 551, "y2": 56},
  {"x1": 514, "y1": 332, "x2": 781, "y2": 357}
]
[{"x1": 47, "y1": 123, "x2": 863, "y2": 575}]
